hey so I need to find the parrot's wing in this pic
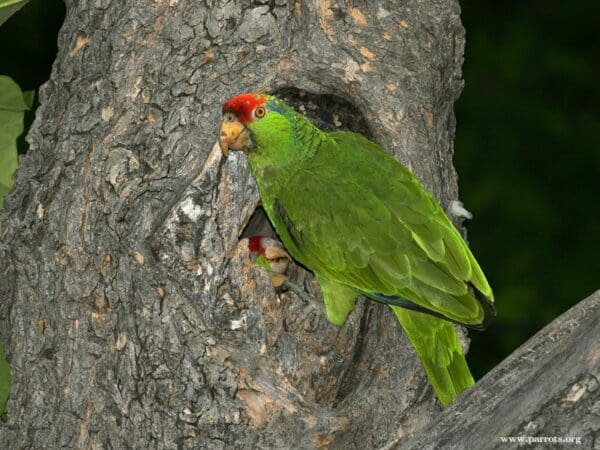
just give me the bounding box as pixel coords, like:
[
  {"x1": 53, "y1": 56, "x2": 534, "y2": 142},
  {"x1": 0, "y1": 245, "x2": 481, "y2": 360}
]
[{"x1": 273, "y1": 131, "x2": 494, "y2": 326}]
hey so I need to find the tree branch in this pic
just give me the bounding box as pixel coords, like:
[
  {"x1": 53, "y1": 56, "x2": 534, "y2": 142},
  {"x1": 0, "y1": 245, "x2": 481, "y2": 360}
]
[{"x1": 398, "y1": 290, "x2": 600, "y2": 449}]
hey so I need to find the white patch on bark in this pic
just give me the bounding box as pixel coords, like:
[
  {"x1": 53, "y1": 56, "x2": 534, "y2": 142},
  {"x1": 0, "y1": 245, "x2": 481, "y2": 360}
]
[
  {"x1": 377, "y1": 6, "x2": 391, "y2": 19},
  {"x1": 180, "y1": 197, "x2": 203, "y2": 222},
  {"x1": 230, "y1": 316, "x2": 247, "y2": 330}
]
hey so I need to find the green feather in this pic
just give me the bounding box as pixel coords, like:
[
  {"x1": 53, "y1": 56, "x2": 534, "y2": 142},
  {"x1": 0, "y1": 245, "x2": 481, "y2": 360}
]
[
  {"x1": 252, "y1": 255, "x2": 272, "y2": 271},
  {"x1": 318, "y1": 276, "x2": 358, "y2": 326},
  {"x1": 392, "y1": 307, "x2": 474, "y2": 406},
  {"x1": 242, "y1": 95, "x2": 494, "y2": 406}
]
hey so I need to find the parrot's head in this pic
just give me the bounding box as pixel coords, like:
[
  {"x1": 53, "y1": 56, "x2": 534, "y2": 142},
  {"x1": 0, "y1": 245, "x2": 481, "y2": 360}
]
[{"x1": 218, "y1": 92, "x2": 293, "y2": 157}]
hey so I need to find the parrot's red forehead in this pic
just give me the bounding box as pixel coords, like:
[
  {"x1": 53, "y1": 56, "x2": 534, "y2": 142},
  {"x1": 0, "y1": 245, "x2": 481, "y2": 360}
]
[{"x1": 222, "y1": 93, "x2": 266, "y2": 124}]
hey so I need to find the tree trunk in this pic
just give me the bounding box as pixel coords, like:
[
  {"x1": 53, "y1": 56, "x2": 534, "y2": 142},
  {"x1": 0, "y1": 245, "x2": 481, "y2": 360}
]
[{"x1": 1, "y1": 0, "x2": 471, "y2": 448}]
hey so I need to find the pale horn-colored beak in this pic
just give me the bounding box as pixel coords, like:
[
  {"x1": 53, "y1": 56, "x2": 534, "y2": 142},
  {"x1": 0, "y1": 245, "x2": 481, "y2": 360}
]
[{"x1": 218, "y1": 116, "x2": 250, "y2": 157}]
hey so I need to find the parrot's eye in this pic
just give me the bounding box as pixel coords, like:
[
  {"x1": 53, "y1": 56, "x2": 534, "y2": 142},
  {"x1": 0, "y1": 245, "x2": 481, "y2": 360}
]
[{"x1": 254, "y1": 106, "x2": 267, "y2": 119}]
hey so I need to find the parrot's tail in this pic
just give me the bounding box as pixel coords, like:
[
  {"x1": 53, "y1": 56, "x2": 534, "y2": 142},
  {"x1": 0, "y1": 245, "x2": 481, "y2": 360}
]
[{"x1": 391, "y1": 306, "x2": 475, "y2": 407}]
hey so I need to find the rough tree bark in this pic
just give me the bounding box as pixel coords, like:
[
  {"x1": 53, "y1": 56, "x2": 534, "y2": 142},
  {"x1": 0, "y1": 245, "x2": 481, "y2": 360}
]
[{"x1": 1, "y1": 1, "x2": 595, "y2": 449}]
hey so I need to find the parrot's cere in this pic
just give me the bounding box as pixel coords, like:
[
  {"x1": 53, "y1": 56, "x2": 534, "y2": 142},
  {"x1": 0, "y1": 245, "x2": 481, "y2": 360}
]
[{"x1": 219, "y1": 93, "x2": 496, "y2": 407}]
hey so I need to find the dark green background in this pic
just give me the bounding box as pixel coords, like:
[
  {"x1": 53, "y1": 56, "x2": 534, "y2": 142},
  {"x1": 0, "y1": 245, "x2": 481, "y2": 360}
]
[
  {"x1": 1, "y1": 1, "x2": 598, "y2": 379},
  {"x1": 457, "y1": 0, "x2": 599, "y2": 377}
]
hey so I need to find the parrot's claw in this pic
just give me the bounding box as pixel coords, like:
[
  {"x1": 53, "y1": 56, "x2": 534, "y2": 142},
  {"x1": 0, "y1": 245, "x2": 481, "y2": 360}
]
[{"x1": 447, "y1": 200, "x2": 473, "y2": 220}]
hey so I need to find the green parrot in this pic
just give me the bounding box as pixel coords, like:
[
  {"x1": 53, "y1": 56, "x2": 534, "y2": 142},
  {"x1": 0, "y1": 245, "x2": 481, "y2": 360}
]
[{"x1": 218, "y1": 93, "x2": 495, "y2": 406}]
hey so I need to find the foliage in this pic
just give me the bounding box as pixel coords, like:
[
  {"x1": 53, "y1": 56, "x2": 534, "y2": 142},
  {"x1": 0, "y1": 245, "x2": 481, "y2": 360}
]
[
  {"x1": 0, "y1": 75, "x2": 32, "y2": 209},
  {"x1": 0, "y1": 75, "x2": 32, "y2": 415},
  {"x1": 0, "y1": 0, "x2": 28, "y2": 27},
  {"x1": 0, "y1": 0, "x2": 33, "y2": 419}
]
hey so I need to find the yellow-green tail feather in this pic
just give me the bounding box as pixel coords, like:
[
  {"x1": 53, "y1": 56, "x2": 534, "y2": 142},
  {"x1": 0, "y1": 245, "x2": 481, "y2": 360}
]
[{"x1": 392, "y1": 306, "x2": 474, "y2": 407}]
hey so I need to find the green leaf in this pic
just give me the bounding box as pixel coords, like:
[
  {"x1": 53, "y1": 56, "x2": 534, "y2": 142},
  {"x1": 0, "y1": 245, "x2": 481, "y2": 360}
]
[
  {"x1": 22, "y1": 89, "x2": 34, "y2": 109},
  {"x1": 0, "y1": 75, "x2": 30, "y2": 111},
  {"x1": 0, "y1": 75, "x2": 29, "y2": 209},
  {"x1": 0, "y1": 0, "x2": 28, "y2": 27},
  {"x1": 0, "y1": 2, "x2": 32, "y2": 420}
]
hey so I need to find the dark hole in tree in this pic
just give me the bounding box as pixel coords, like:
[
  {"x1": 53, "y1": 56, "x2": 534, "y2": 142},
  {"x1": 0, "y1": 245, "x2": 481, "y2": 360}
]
[
  {"x1": 240, "y1": 206, "x2": 277, "y2": 240},
  {"x1": 273, "y1": 87, "x2": 373, "y2": 138},
  {"x1": 241, "y1": 87, "x2": 372, "y2": 240}
]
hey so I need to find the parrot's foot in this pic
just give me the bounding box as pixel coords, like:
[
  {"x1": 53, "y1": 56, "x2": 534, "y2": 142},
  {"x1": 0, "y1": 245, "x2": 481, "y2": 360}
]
[
  {"x1": 454, "y1": 324, "x2": 471, "y2": 354},
  {"x1": 447, "y1": 200, "x2": 473, "y2": 220}
]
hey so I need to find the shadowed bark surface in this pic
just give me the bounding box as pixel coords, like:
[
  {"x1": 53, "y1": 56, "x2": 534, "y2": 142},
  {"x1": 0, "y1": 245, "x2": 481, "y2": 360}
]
[{"x1": 0, "y1": 0, "x2": 492, "y2": 448}]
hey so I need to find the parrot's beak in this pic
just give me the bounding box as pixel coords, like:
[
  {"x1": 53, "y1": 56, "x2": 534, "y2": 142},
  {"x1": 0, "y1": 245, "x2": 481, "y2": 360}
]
[{"x1": 218, "y1": 115, "x2": 250, "y2": 157}]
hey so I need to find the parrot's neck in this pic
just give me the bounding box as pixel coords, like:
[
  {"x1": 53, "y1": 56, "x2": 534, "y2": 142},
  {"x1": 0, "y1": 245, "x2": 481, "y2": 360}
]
[{"x1": 247, "y1": 112, "x2": 326, "y2": 178}]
